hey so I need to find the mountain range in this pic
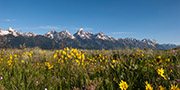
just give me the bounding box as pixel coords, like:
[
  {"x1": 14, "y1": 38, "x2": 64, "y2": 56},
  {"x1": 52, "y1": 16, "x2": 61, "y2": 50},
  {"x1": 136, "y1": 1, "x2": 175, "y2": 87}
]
[{"x1": 0, "y1": 27, "x2": 179, "y2": 50}]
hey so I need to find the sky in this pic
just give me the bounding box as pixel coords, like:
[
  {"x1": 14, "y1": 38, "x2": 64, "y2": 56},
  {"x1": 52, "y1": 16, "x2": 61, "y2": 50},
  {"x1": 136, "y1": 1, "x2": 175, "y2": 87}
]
[{"x1": 0, "y1": 0, "x2": 180, "y2": 44}]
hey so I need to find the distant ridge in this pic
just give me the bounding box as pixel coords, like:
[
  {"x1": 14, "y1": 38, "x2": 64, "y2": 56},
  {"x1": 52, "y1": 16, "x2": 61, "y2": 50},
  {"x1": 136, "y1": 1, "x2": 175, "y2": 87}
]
[{"x1": 0, "y1": 27, "x2": 179, "y2": 49}]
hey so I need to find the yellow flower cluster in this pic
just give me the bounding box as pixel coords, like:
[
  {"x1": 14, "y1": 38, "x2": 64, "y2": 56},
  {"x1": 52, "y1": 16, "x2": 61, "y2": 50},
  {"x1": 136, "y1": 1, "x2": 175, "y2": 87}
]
[
  {"x1": 23, "y1": 51, "x2": 33, "y2": 58},
  {"x1": 159, "y1": 86, "x2": 166, "y2": 90},
  {"x1": 45, "y1": 62, "x2": 53, "y2": 69},
  {"x1": 145, "y1": 81, "x2": 153, "y2": 90},
  {"x1": 6, "y1": 54, "x2": 17, "y2": 68},
  {"x1": 54, "y1": 47, "x2": 85, "y2": 66}
]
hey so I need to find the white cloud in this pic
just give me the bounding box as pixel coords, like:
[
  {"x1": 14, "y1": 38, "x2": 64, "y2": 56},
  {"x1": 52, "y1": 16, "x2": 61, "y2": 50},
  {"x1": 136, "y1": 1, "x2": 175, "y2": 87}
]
[
  {"x1": 83, "y1": 27, "x2": 94, "y2": 31},
  {"x1": 39, "y1": 26, "x2": 60, "y2": 30},
  {"x1": 172, "y1": 42, "x2": 180, "y2": 45},
  {"x1": 16, "y1": 25, "x2": 93, "y2": 32},
  {"x1": 2, "y1": 19, "x2": 15, "y2": 22},
  {"x1": 17, "y1": 26, "x2": 60, "y2": 30},
  {"x1": 111, "y1": 32, "x2": 135, "y2": 35}
]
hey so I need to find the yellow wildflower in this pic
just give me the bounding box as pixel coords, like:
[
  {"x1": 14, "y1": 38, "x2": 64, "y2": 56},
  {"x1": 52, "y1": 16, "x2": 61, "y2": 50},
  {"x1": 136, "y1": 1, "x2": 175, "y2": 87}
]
[
  {"x1": 45, "y1": 62, "x2": 53, "y2": 69},
  {"x1": 170, "y1": 69, "x2": 173, "y2": 73},
  {"x1": 139, "y1": 49, "x2": 143, "y2": 53},
  {"x1": 141, "y1": 54, "x2": 144, "y2": 57},
  {"x1": 112, "y1": 60, "x2": 116, "y2": 63},
  {"x1": 159, "y1": 86, "x2": 166, "y2": 90},
  {"x1": 62, "y1": 51, "x2": 66, "y2": 55},
  {"x1": 170, "y1": 84, "x2": 180, "y2": 90},
  {"x1": 61, "y1": 60, "x2": 64, "y2": 63},
  {"x1": 113, "y1": 77, "x2": 116, "y2": 82},
  {"x1": 111, "y1": 65, "x2": 114, "y2": 69},
  {"x1": 82, "y1": 54, "x2": 85, "y2": 60},
  {"x1": 157, "y1": 68, "x2": 167, "y2": 80},
  {"x1": 76, "y1": 60, "x2": 80, "y2": 65},
  {"x1": 66, "y1": 47, "x2": 70, "y2": 51},
  {"x1": 61, "y1": 55, "x2": 64, "y2": 59},
  {"x1": 119, "y1": 80, "x2": 128, "y2": 90},
  {"x1": 65, "y1": 57, "x2": 68, "y2": 61},
  {"x1": 53, "y1": 53, "x2": 58, "y2": 59},
  {"x1": 7, "y1": 60, "x2": 12, "y2": 66},
  {"x1": 155, "y1": 56, "x2": 161, "y2": 63},
  {"x1": 14, "y1": 54, "x2": 17, "y2": 58},
  {"x1": 29, "y1": 53, "x2": 32, "y2": 57},
  {"x1": 136, "y1": 53, "x2": 140, "y2": 56},
  {"x1": 9, "y1": 54, "x2": 13, "y2": 60},
  {"x1": 2, "y1": 67, "x2": 4, "y2": 70},
  {"x1": 166, "y1": 58, "x2": 170, "y2": 62},
  {"x1": 21, "y1": 60, "x2": 24, "y2": 63},
  {"x1": 167, "y1": 58, "x2": 170, "y2": 62},
  {"x1": 145, "y1": 81, "x2": 153, "y2": 90},
  {"x1": 118, "y1": 60, "x2": 121, "y2": 64}
]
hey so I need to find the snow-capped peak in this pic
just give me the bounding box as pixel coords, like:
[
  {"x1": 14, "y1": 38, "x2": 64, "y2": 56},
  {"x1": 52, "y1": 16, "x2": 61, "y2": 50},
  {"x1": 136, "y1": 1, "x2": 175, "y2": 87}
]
[
  {"x1": 7, "y1": 27, "x2": 14, "y2": 31},
  {"x1": 95, "y1": 32, "x2": 115, "y2": 41},
  {"x1": 0, "y1": 29, "x2": 9, "y2": 36},
  {"x1": 86, "y1": 32, "x2": 93, "y2": 36},
  {"x1": 60, "y1": 30, "x2": 71, "y2": 35},
  {"x1": 59, "y1": 30, "x2": 75, "y2": 39},
  {"x1": 142, "y1": 39, "x2": 155, "y2": 43},
  {"x1": 23, "y1": 32, "x2": 37, "y2": 37},
  {"x1": 76, "y1": 28, "x2": 85, "y2": 35},
  {"x1": 142, "y1": 39, "x2": 156, "y2": 46},
  {"x1": 98, "y1": 32, "x2": 104, "y2": 36},
  {"x1": 74, "y1": 28, "x2": 92, "y2": 39},
  {"x1": 44, "y1": 30, "x2": 75, "y2": 40},
  {"x1": 44, "y1": 30, "x2": 59, "y2": 39},
  {"x1": 0, "y1": 27, "x2": 23, "y2": 36},
  {"x1": 79, "y1": 28, "x2": 84, "y2": 31}
]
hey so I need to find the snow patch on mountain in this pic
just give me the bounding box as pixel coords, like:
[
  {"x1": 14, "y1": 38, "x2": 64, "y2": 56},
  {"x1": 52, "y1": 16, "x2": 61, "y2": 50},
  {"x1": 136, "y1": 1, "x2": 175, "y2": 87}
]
[
  {"x1": 95, "y1": 32, "x2": 115, "y2": 41},
  {"x1": 59, "y1": 30, "x2": 75, "y2": 39},
  {"x1": 0, "y1": 27, "x2": 24, "y2": 37},
  {"x1": 23, "y1": 32, "x2": 37, "y2": 37},
  {"x1": 44, "y1": 30, "x2": 75, "y2": 40},
  {"x1": 74, "y1": 28, "x2": 92, "y2": 39},
  {"x1": 142, "y1": 39, "x2": 156, "y2": 46},
  {"x1": 44, "y1": 30, "x2": 59, "y2": 39},
  {"x1": 0, "y1": 30, "x2": 9, "y2": 36}
]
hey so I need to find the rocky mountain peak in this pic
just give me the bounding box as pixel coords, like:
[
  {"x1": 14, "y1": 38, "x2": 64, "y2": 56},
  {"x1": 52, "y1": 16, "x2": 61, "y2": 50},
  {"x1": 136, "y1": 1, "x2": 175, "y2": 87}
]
[
  {"x1": 79, "y1": 28, "x2": 84, "y2": 31},
  {"x1": 60, "y1": 30, "x2": 70, "y2": 35},
  {"x1": 7, "y1": 27, "x2": 15, "y2": 31},
  {"x1": 23, "y1": 32, "x2": 37, "y2": 37},
  {"x1": 95, "y1": 32, "x2": 115, "y2": 41},
  {"x1": 86, "y1": 32, "x2": 93, "y2": 36},
  {"x1": 6, "y1": 27, "x2": 17, "y2": 33},
  {"x1": 44, "y1": 30, "x2": 59, "y2": 39},
  {"x1": 74, "y1": 28, "x2": 91, "y2": 39},
  {"x1": 98, "y1": 32, "x2": 104, "y2": 36},
  {"x1": 76, "y1": 28, "x2": 85, "y2": 35},
  {"x1": 142, "y1": 39, "x2": 156, "y2": 46},
  {"x1": 0, "y1": 27, "x2": 22, "y2": 36},
  {"x1": 46, "y1": 30, "x2": 59, "y2": 35},
  {"x1": 59, "y1": 30, "x2": 75, "y2": 39}
]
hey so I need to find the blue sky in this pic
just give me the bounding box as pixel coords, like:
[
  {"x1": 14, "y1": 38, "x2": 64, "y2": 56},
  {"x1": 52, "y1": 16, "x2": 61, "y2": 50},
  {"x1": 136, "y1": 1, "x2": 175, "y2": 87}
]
[{"x1": 0, "y1": 0, "x2": 180, "y2": 44}]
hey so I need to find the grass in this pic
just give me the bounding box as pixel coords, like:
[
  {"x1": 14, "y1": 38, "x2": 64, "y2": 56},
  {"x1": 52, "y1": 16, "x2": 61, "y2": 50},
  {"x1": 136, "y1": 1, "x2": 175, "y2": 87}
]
[{"x1": 0, "y1": 47, "x2": 179, "y2": 90}]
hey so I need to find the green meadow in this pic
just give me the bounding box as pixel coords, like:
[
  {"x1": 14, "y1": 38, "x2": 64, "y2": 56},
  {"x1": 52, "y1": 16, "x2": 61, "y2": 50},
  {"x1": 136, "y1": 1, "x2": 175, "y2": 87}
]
[{"x1": 0, "y1": 48, "x2": 179, "y2": 90}]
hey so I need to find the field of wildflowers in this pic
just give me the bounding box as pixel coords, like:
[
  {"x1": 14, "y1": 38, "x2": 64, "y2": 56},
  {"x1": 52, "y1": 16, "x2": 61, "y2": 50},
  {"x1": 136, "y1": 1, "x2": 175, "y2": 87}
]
[{"x1": 0, "y1": 47, "x2": 179, "y2": 90}]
